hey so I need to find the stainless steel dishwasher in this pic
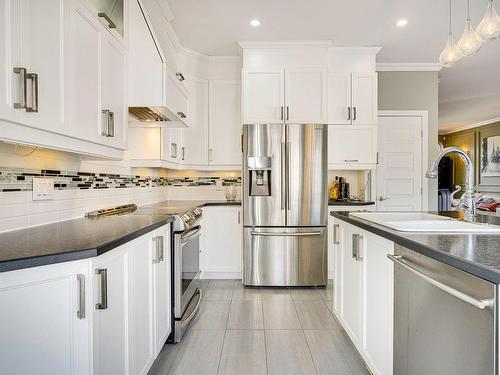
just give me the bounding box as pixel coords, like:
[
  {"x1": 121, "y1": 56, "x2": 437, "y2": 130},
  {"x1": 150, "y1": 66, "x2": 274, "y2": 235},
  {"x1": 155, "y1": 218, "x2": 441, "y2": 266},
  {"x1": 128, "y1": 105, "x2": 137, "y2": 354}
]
[{"x1": 389, "y1": 245, "x2": 498, "y2": 375}]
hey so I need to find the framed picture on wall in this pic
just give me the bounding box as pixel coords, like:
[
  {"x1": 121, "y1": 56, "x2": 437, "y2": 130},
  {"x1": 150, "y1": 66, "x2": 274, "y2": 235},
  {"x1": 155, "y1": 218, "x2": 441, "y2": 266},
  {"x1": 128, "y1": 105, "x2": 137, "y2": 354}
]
[{"x1": 478, "y1": 127, "x2": 500, "y2": 192}]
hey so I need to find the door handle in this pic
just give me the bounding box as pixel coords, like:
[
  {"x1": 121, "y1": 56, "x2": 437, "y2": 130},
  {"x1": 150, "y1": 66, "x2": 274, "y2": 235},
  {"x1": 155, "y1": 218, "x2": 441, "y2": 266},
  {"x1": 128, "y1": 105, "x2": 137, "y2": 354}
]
[
  {"x1": 285, "y1": 141, "x2": 291, "y2": 210},
  {"x1": 250, "y1": 231, "x2": 321, "y2": 237},
  {"x1": 26, "y1": 73, "x2": 38, "y2": 113},
  {"x1": 95, "y1": 268, "x2": 108, "y2": 310},
  {"x1": 13, "y1": 67, "x2": 27, "y2": 109},
  {"x1": 107, "y1": 111, "x2": 114, "y2": 137},
  {"x1": 347, "y1": 107, "x2": 351, "y2": 121},
  {"x1": 98, "y1": 12, "x2": 116, "y2": 29},
  {"x1": 344, "y1": 159, "x2": 359, "y2": 163},
  {"x1": 353, "y1": 107, "x2": 357, "y2": 121},
  {"x1": 177, "y1": 111, "x2": 186, "y2": 119},
  {"x1": 280, "y1": 106, "x2": 284, "y2": 121},
  {"x1": 101, "y1": 110, "x2": 110, "y2": 136},
  {"x1": 153, "y1": 236, "x2": 164, "y2": 263},
  {"x1": 77, "y1": 274, "x2": 85, "y2": 319},
  {"x1": 286, "y1": 106, "x2": 290, "y2": 121},
  {"x1": 378, "y1": 196, "x2": 390, "y2": 201},
  {"x1": 181, "y1": 146, "x2": 185, "y2": 160},
  {"x1": 352, "y1": 234, "x2": 363, "y2": 261},
  {"x1": 281, "y1": 141, "x2": 286, "y2": 210},
  {"x1": 333, "y1": 224, "x2": 340, "y2": 245},
  {"x1": 176, "y1": 72, "x2": 185, "y2": 81},
  {"x1": 209, "y1": 148, "x2": 213, "y2": 162},
  {"x1": 238, "y1": 211, "x2": 241, "y2": 224}
]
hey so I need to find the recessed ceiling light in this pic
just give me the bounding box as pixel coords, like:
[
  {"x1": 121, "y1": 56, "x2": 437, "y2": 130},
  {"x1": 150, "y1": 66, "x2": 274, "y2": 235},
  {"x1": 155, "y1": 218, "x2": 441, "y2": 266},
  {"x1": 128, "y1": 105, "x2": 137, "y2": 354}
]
[
  {"x1": 396, "y1": 19, "x2": 408, "y2": 27},
  {"x1": 250, "y1": 19, "x2": 260, "y2": 27}
]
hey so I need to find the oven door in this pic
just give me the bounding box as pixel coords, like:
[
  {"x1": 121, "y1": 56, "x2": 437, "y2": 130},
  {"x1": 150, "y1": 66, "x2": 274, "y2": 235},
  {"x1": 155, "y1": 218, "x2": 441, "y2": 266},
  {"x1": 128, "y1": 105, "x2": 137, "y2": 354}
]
[{"x1": 174, "y1": 225, "x2": 202, "y2": 318}]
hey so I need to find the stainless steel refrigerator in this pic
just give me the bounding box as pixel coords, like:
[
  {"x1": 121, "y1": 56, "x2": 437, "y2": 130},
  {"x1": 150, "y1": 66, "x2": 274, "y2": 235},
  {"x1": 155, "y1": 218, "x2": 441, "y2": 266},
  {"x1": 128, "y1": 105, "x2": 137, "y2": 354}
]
[{"x1": 242, "y1": 123, "x2": 328, "y2": 286}]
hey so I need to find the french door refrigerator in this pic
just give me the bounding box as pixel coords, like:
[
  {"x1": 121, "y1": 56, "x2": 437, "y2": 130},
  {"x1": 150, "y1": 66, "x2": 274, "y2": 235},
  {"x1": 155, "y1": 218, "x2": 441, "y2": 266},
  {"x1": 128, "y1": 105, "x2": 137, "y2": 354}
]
[{"x1": 242, "y1": 123, "x2": 328, "y2": 286}]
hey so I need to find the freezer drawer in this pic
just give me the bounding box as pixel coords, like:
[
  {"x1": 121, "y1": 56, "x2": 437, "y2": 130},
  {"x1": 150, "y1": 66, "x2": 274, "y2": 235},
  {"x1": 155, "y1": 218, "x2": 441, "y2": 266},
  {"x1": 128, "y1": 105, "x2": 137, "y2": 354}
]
[{"x1": 243, "y1": 227, "x2": 327, "y2": 286}]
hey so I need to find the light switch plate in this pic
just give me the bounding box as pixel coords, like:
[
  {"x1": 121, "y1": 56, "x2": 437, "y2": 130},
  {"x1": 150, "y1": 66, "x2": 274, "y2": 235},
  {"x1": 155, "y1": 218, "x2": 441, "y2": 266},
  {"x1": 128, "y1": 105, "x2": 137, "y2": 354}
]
[
  {"x1": 32, "y1": 177, "x2": 55, "y2": 201},
  {"x1": 216, "y1": 180, "x2": 223, "y2": 190}
]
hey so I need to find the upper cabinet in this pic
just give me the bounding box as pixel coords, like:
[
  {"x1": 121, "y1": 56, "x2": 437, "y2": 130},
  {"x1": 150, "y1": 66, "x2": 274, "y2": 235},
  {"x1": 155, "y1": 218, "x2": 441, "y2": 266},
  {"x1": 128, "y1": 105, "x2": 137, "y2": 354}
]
[
  {"x1": 328, "y1": 72, "x2": 378, "y2": 125},
  {"x1": 242, "y1": 68, "x2": 327, "y2": 124}
]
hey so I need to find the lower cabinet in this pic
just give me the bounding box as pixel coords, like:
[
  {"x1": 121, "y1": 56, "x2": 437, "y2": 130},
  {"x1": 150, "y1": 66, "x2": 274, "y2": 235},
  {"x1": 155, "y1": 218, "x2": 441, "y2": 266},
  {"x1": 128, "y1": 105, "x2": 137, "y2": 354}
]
[
  {"x1": 333, "y1": 218, "x2": 394, "y2": 375},
  {"x1": 201, "y1": 206, "x2": 242, "y2": 278},
  {"x1": 0, "y1": 259, "x2": 91, "y2": 375}
]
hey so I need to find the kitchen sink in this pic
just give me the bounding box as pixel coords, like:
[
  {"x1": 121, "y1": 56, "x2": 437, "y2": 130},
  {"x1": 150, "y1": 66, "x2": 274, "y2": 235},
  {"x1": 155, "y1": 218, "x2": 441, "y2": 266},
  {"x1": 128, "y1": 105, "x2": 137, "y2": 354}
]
[{"x1": 350, "y1": 212, "x2": 500, "y2": 233}]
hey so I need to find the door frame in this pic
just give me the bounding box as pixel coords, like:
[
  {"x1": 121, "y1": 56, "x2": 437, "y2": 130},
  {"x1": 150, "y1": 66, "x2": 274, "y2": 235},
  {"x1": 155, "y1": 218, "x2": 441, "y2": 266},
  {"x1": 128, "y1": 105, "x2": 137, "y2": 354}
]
[{"x1": 376, "y1": 110, "x2": 429, "y2": 211}]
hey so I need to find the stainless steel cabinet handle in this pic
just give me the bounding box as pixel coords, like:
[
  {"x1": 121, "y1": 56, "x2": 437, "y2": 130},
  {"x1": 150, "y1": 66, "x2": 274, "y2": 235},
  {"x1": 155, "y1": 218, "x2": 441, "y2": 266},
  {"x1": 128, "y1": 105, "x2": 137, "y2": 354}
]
[
  {"x1": 286, "y1": 106, "x2": 290, "y2": 121},
  {"x1": 353, "y1": 107, "x2": 357, "y2": 121},
  {"x1": 209, "y1": 148, "x2": 213, "y2": 162},
  {"x1": 250, "y1": 231, "x2": 321, "y2": 237},
  {"x1": 237, "y1": 211, "x2": 241, "y2": 224},
  {"x1": 101, "y1": 110, "x2": 110, "y2": 136},
  {"x1": 26, "y1": 73, "x2": 38, "y2": 113},
  {"x1": 107, "y1": 111, "x2": 114, "y2": 137},
  {"x1": 98, "y1": 12, "x2": 116, "y2": 29},
  {"x1": 378, "y1": 196, "x2": 390, "y2": 201},
  {"x1": 153, "y1": 236, "x2": 164, "y2": 263},
  {"x1": 347, "y1": 106, "x2": 351, "y2": 121},
  {"x1": 77, "y1": 274, "x2": 85, "y2": 319},
  {"x1": 352, "y1": 234, "x2": 363, "y2": 261},
  {"x1": 344, "y1": 159, "x2": 359, "y2": 163},
  {"x1": 95, "y1": 268, "x2": 108, "y2": 310},
  {"x1": 280, "y1": 106, "x2": 284, "y2": 121},
  {"x1": 13, "y1": 67, "x2": 27, "y2": 109},
  {"x1": 176, "y1": 72, "x2": 185, "y2": 81},
  {"x1": 177, "y1": 111, "x2": 186, "y2": 119},
  {"x1": 333, "y1": 224, "x2": 340, "y2": 245},
  {"x1": 170, "y1": 143, "x2": 176, "y2": 158},
  {"x1": 387, "y1": 254, "x2": 494, "y2": 310},
  {"x1": 181, "y1": 146, "x2": 185, "y2": 161}
]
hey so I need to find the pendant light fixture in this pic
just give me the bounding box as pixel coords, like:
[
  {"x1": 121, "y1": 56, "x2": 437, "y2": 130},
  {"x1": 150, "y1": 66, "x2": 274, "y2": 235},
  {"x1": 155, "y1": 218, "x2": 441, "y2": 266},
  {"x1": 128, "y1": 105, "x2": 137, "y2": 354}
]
[
  {"x1": 476, "y1": 0, "x2": 500, "y2": 40},
  {"x1": 440, "y1": 0, "x2": 463, "y2": 67},
  {"x1": 457, "y1": 0, "x2": 483, "y2": 56}
]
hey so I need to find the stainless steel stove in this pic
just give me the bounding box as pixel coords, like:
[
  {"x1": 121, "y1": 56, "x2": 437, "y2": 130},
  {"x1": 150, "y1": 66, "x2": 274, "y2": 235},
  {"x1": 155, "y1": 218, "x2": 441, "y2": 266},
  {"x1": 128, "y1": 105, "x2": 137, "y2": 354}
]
[{"x1": 171, "y1": 207, "x2": 203, "y2": 343}]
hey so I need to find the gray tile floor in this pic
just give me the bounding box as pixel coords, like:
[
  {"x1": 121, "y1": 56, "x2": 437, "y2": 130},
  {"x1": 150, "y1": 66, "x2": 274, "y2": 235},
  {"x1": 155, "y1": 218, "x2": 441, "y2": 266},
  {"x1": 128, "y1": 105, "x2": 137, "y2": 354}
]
[{"x1": 148, "y1": 280, "x2": 369, "y2": 375}]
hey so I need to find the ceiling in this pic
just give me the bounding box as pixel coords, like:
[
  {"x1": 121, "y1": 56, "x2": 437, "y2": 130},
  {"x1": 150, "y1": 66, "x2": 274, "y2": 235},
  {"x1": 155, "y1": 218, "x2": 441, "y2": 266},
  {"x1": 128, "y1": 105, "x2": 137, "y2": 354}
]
[{"x1": 166, "y1": 0, "x2": 500, "y2": 129}]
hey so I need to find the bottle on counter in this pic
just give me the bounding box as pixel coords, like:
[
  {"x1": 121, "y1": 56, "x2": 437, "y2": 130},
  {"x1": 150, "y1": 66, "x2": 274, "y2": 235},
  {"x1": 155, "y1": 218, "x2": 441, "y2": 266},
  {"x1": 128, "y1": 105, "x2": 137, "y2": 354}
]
[
  {"x1": 345, "y1": 183, "x2": 350, "y2": 201},
  {"x1": 329, "y1": 176, "x2": 340, "y2": 200}
]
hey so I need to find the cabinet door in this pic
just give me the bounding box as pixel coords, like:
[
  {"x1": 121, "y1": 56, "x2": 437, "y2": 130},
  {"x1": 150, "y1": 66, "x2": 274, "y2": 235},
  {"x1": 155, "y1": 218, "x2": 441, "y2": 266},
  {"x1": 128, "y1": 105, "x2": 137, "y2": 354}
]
[
  {"x1": 340, "y1": 223, "x2": 363, "y2": 347},
  {"x1": 0, "y1": 260, "x2": 91, "y2": 375},
  {"x1": 129, "y1": 234, "x2": 155, "y2": 375},
  {"x1": 242, "y1": 69, "x2": 284, "y2": 124},
  {"x1": 332, "y1": 217, "x2": 344, "y2": 316},
  {"x1": 93, "y1": 245, "x2": 129, "y2": 375},
  {"x1": 285, "y1": 68, "x2": 328, "y2": 123},
  {"x1": 352, "y1": 73, "x2": 377, "y2": 125},
  {"x1": 328, "y1": 125, "x2": 377, "y2": 165},
  {"x1": 209, "y1": 80, "x2": 241, "y2": 166},
  {"x1": 201, "y1": 207, "x2": 242, "y2": 276},
  {"x1": 101, "y1": 32, "x2": 127, "y2": 149},
  {"x1": 363, "y1": 233, "x2": 394, "y2": 375},
  {"x1": 181, "y1": 78, "x2": 209, "y2": 165},
  {"x1": 327, "y1": 72, "x2": 352, "y2": 125},
  {"x1": 20, "y1": 0, "x2": 66, "y2": 133},
  {"x1": 0, "y1": 0, "x2": 22, "y2": 123},
  {"x1": 153, "y1": 224, "x2": 172, "y2": 356}
]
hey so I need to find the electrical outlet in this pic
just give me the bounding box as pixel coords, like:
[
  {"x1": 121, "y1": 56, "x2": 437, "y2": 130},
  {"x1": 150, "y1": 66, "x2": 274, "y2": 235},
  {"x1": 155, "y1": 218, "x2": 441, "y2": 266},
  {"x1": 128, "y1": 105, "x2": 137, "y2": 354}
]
[
  {"x1": 32, "y1": 177, "x2": 55, "y2": 201},
  {"x1": 216, "y1": 180, "x2": 223, "y2": 190}
]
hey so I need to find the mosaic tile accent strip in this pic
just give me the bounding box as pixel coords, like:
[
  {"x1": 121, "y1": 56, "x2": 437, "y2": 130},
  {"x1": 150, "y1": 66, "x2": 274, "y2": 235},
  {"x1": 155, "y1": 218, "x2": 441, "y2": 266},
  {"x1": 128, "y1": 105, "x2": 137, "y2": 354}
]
[{"x1": 0, "y1": 168, "x2": 241, "y2": 192}]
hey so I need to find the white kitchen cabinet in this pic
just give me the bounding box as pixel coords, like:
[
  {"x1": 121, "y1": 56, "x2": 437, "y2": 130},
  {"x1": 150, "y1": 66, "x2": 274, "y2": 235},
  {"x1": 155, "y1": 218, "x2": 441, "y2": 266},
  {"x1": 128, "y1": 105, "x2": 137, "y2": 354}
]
[
  {"x1": 328, "y1": 72, "x2": 377, "y2": 126},
  {"x1": 331, "y1": 215, "x2": 344, "y2": 316},
  {"x1": 0, "y1": 260, "x2": 91, "y2": 375},
  {"x1": 152, "y1": 225, "x2": 172, "y2": 357},
  {"x1": 129, "y1": 234, "x2": 155, "y2": 375},
  {"x1": 242, "y1": 69, "x2": 284, "y2": 124},
  {"x1": 181, "y1": 78, "x2": 209, "y2": 165},
  {"x1": 92, "y1": 243, "x2": 129, "y2": 375},
  {"x1": 201, "y1": 206, "x2": 242, "y2": 278},
  {"x1": 328, "y1": 125, "x2": 377, "y2": 168},
  {"x1": 209, "y1": 80, "x2": 242, "y2": 166},
  {"x1": 285, "y1": 68, "x2": 328, "y2": 123}
]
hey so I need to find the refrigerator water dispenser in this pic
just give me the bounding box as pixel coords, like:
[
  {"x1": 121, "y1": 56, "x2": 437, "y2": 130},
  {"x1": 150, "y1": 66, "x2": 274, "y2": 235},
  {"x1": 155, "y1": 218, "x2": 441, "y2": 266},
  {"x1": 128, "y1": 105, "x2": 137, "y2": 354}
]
[{"x1": 248, "y1": 156, "x2": 272, "y2": 196}]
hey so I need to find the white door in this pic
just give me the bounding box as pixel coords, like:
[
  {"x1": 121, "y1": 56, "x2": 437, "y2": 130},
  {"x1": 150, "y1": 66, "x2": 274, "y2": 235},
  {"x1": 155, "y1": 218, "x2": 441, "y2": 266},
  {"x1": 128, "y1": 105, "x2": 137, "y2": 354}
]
[
  {"x1": 352, "y1": 73, "x2": 377, "y2": 125},
  {"x1": 0, "y1": 260, "x2": 91, "y2": 375},
  {"x1": 327, "y1": 72, "x2": 352, "y2": 125},
  {"x1": 328, "y1": 125, "x2": 377, "y2": 165},
  {"x1": 285, "y1": 68, "x2": 328, "y2": 123},
  {"x1": 242, "y1": 69, "x2": 284, "y2": 124},
  {"x1": 153, "y1": 225, "x2": 171, "y2": 356},
  {"x1": 201, "y1": 206, "x2": 242, "y2": 277},
  {"x1": 363, "y1": 233, "x2": 394, "y2": 375},
  {"x1": 182, "y1": 78, "x2": 209, "y2": 165},
  {"x1": 93, "y1": 245, "x2": 129, "y2": 375},
  {"x1": 209, "y1": 80, "x2": 241, "y2": 166},
  {"x1": 0, "y1": 0, "x2": 22, "y2": 123},
  {"x1": 20, "y1": 0, "x2": 66, "y2": 133},
  {"x1": 377, "y1": 116, "x2": 423, "y2": 211},
  {"x1": 129, "y1": 234, "x2": 155, "y2": 375},
  {"x1": 101, "y1": 32, "x2": 127, "y2": 149}
]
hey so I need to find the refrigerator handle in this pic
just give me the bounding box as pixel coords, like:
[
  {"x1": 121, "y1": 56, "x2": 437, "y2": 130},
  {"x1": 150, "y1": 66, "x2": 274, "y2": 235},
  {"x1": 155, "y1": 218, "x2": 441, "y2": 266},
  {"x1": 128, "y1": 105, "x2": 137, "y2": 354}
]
[
  {"x1": 286, "y1": 141, "x2": 291, "y2": 210},
  {"x1": 281, "y1": 142, "x2": 287, "y2": 210}
]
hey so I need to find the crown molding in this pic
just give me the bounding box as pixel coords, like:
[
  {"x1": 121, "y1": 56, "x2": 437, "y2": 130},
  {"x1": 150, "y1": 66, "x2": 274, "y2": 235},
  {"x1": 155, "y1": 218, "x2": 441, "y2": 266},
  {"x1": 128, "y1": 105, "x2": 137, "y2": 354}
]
[
  {"x1": 238, "y1": 40, "x2": 333, "y2": 49},
  {"x1": 329, "y1": 46, "x2": 382, "y2": 54},
  {"x1": 376, "y1": 63, "x2": 443, "y2": 72},
  {"x1": 156, "y1": 0, "x2": 175, "y2": 22},
  {"x1": 182, "y1": 47, "x2": 210, "y2": 62},
  {"x1": 439, "y1": 116, "x2": 500, "y2": 135}
]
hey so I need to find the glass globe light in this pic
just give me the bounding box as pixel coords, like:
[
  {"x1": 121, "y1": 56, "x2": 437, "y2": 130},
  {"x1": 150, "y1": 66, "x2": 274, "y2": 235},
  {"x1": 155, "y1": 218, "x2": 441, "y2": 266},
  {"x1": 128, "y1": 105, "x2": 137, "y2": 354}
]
[
  {"x1": 457, "y1": 18, "x2": 483, "y2": 56},
  {"x1": 440, "y1": 33, "x2": 463, "y2": 67},
  {"x1": 476, "y1": 0, "x2": 500, "y2": 40}
]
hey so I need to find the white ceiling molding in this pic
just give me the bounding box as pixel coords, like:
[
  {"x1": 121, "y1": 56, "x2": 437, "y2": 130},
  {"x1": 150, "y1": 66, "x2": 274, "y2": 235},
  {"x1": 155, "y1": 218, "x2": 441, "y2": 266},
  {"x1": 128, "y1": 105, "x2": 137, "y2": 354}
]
[
  {"x1": 155, "y1": 0, "x2": 175, "y2": 22},
  {"x1": 376, "y1": 63, "x2": 443, "y2": 72},
  {"x1": 182, "y1": 47, "x2": 210, "y2": 62},
  {"x1": 163, "y1": 21, "x2": 183, "y2": 53},
  {"x1": 329, "y1": 46, "x2": 382, "y2": 54},
  {"x1": 238, "y1": 40, "x2": 333, "y2": 49},
  {"x1": 439, "y1": 116, "x2": 500, "y2": 135}
]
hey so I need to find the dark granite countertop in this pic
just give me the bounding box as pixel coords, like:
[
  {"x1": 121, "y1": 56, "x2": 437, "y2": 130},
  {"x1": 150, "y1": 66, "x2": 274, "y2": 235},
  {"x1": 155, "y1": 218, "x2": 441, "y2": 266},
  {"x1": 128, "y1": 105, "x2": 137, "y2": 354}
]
[
  {"x1": 328, "y1": 200, "x2": 375, "y2": 206},
  {"x1": 0, "y1": 200, "x2": 240, "y2": 273},
  {"x1": 332, "y1": 211, "x2": 500, "y2": 283}
]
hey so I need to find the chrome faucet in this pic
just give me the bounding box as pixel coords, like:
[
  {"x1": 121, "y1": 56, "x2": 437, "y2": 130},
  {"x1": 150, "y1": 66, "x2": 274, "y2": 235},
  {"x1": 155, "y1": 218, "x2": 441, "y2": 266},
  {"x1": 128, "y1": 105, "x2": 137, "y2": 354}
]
[{"x1": 426, "y1": 146, "x2": 477, "y2": 221}]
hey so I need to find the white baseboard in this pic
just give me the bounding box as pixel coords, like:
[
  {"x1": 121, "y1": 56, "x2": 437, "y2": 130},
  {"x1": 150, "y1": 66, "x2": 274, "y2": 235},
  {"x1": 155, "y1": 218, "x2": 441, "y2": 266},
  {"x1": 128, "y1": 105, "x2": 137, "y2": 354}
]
[{"x1": 201, "y1": 272, "x2": 242, "y2": 280}]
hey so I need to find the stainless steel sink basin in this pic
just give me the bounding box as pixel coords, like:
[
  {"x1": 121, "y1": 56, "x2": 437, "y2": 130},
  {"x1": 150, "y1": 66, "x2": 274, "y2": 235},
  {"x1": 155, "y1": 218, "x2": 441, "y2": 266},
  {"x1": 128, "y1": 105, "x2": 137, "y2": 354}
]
[{"x1": 350, "y1": 212, "x2": 500, "y2": 233}]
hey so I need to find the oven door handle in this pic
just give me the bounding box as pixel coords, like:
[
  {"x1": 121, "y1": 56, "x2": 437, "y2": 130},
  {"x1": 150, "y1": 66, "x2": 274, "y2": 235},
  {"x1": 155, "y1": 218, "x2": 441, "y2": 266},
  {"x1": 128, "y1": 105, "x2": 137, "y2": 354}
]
[
  {"x1": 181, "y1": 225, "x2": 201, "y2": 244},
  {"x1": 181, "y1": 288, "x2": 203, "y2": 328}
]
